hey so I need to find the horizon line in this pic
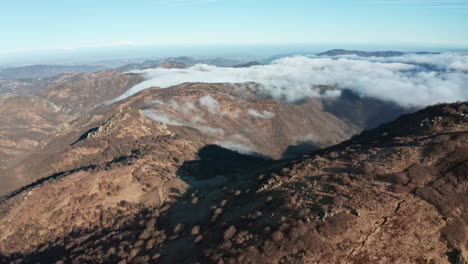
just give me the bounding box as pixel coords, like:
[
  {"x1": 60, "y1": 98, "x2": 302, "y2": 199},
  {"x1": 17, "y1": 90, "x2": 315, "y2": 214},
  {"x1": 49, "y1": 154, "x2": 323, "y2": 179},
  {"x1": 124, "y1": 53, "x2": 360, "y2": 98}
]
[{"x1": 1, "y1": 41, "x2": 468, "y2": 56}]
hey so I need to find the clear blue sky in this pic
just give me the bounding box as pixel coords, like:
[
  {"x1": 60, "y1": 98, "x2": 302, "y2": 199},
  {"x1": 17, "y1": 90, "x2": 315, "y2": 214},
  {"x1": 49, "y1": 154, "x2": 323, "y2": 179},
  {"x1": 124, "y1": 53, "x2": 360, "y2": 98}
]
[{"x1": 1, "y1": 0, "x2": 467, "y2": 54}]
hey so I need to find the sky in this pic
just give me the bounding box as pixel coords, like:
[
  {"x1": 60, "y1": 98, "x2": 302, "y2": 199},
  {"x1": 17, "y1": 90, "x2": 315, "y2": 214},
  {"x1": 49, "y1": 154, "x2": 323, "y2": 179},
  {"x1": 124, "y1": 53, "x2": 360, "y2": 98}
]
[{"x1": 0, "y1": 0, "x2": 467, "y2": 60}]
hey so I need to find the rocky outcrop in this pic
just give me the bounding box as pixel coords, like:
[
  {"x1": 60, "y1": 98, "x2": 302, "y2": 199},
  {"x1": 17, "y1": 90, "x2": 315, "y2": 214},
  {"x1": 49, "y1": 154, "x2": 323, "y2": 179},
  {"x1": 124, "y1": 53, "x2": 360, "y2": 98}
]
[{"x1": 86, "y1": 108, "x2": 171, "y2": 139}]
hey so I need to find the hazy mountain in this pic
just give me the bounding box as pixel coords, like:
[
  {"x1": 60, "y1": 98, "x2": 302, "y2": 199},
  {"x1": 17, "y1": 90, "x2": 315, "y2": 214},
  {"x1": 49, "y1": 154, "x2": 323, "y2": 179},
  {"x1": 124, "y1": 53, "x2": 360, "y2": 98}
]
[
  {"x1": 153, "y1": 61, "x2": 189, "y2": 69},
  {"x1": 233, "y1": 61, "x2": 263, "y2": 68},
  {"x1": 318, "y1": 49, "x2": 405, "y2": 57},
  {"x1": 0, "y1": 73, "x2": 79, "y2": 97},
  {"x1": 0, "y1": 64, "x2": 107, "y2": 79},
  {"x1": 119, "y1": 57, "x2": 245, "y2": 70}
]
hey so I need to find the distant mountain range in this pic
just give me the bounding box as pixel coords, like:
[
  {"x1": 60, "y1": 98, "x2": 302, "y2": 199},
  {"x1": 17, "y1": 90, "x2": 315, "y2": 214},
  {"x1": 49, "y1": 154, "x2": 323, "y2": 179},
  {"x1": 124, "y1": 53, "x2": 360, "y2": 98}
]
[
  {"x1": 318, "y1": 49, "x2": 405, "y2": 57},
  {"x1": 119, "y1": 56, "x2": 245, "y2": 70},
  {"x1": 0, "y1": 49, "x2": 446, "y2": 81},
  {"x1": 233, "y1": 61, "x2": 263, "y2": 68},
  {"x1": 317, "y1": 49, "x2": 443, "y2": 57},
  {"x1": 0, "y1": 64, "x2": 107, "y2": 79}
]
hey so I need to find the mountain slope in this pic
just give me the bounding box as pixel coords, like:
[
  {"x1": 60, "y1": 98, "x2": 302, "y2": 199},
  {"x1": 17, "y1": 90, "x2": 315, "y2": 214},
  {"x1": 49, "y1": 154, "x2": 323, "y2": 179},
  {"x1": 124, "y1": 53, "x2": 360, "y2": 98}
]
[
  {"x1": 0, "y1": 70, "x2": 143, "y2": 193},
  {"x1": 0, "y1": 102, "x2": 466, "y2": 264}
]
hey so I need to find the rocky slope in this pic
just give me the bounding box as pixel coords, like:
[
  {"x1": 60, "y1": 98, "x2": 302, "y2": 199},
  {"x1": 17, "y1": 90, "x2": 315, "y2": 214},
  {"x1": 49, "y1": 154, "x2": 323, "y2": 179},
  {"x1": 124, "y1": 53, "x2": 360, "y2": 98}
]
[
  {"x1": 0, "y1": 70, "x2": 143, "y2": 193},
  {"x1": 0, "y1": 102, "x2": 466, "y2": 264},
  {"x1": 0, "y1": 69, "x2": 409, "y2": 196},
  {"x1": 116, "y1": 83, "x2": 363, "y2": 159}
]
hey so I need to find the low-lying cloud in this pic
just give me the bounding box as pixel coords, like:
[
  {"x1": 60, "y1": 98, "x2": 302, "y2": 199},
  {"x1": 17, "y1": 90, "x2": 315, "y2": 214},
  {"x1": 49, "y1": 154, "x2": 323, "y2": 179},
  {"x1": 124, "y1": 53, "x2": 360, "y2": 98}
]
[
  {"x1": 143, "y1": 109, "x2": 225, "y2": 136},
  {"x1": 115, "y1": 53, "x2": 468, "y2": 107},
  {"x1": 248, "y1": 109, "x2": 275, "y2": 120},
  {"x1": 198, "y1": 95, "x2": 222, "y2": 115}
]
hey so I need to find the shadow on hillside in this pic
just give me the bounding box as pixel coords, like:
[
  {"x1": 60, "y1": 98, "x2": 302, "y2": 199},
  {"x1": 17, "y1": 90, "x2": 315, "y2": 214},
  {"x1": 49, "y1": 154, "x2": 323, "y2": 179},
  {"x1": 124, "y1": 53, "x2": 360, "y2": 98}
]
[
  {"x1": 70, "y1": 127, "x2": 99, "y2": 145},
  {"x1": 178, "y1": 145, "x2": 275, "y2": 180},
  {"x1": 1, "y1": 138, "x2": 466, "y2": 263},
  {"x1": 0, "y1": 144, "x2": 287, "y2": 263},
  {"x1": 281, "y1": 141, "x2": 320, "y2": 160},
  {"x1": 323, "y1": 89, "x2": 411, "y2": 129}
]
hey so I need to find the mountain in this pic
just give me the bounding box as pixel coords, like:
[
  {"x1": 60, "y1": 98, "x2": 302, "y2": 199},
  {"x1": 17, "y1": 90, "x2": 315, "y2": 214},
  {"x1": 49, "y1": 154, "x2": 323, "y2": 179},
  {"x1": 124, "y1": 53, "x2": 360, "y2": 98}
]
[
  {"x1": 153, "y1": 61, "x2": 189, "y2": 69},
  {"x1": 233, "y1": 61, "x2": 263, "y2": 68},
  {"x1": 0, "y1": 70, "x2": 143, "y2": 191},
  {"x1": 318, "y1": 49, "x2": 405, "y2": 57},
  {"x1": 204, "y1": 57, "x2": 244, "y2": 67},
  {"x1": 0, "y1": 102, "x2": 466, "y2": 263},
  {"x1": 118, "y1": 59, "x2": 167, "y2": 70},
  {"x1": 0, "y1": 74, "x2": 77, "y2": 97},
  {"x1": 119, "y1": 57, "x2": 245, "y2": 70},
  {"x1": 0, "y1": 80, "x2": 408, "y2": 196},
  {"x1": 0, "y1": 64, "x2": 107, "y2": 80},
  {"x1": 415, "y1": 51, "x2": 442, "y2": 55},
  {"x1": 5, "y1": 65, "x2": 464, "y2": 263},
  {"x1": 0, "y1": 66, "x2": 411, "y2": 196}
]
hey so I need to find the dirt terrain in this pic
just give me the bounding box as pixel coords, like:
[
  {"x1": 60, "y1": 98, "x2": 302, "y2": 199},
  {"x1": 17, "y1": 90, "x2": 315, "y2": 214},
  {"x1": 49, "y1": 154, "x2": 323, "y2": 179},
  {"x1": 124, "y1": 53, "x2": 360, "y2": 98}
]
[{"x1": 0, "y1": 102, "x2": 465, "y2": 264}]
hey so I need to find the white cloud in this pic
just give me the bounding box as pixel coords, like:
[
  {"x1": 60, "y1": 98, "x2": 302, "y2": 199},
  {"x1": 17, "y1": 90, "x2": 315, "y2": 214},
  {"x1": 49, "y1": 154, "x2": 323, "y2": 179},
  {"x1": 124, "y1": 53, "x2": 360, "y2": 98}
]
[
  {"x1": 332, "y1": 52, "x2": 468, "y2": 71},
  {"x1": 229, "y1": 134, "x2": 250, "y2": 143},
  {"x1": 198, "y1": 95, "x2": 222, "y2": 115},
  {"x1": 214, "y1": 140, "x2": 256, "y2": 155},
  {"x1": 449, "y1": 60, "x2": 468, "y2": 71},
  {"x1": 248, "y1": 109, "x2": 275, "y2": 120},
  {"x1": 149, "y1": 95, "x2": 232, "y2": 118},
  {"x1": 143, "y1": 109, "x2": 225, "y2": 136},
  {"x1": 115, "y1": 53, "x2": 468, "y2": 108},
  {"x1": 143, "y1": 109, "x2": 183, "y2": 126},
  {"x1": 151, "y1": 98, "x2": 195, "y2": 114},
  {"x1": 297, "y1": 133, "x2": 319, "y2": 143}
]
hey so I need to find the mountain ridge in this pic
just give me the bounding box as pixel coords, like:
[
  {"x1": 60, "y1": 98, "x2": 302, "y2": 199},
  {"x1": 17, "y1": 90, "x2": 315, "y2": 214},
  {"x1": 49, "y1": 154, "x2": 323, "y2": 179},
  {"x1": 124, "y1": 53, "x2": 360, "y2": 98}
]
[
  {"x1": 318, "y1": 49, "x2": 405, "y2": 57},
  {"x1": 0, "y1": 102, "x2": 466, "y2": 263}
]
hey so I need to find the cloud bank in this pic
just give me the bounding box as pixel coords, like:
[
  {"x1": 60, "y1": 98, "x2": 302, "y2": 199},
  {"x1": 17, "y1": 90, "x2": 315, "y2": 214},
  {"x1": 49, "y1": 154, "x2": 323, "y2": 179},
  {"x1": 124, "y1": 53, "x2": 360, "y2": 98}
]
[{"x1": 115, "y1": 53, "x2": 468, "y2": 107}]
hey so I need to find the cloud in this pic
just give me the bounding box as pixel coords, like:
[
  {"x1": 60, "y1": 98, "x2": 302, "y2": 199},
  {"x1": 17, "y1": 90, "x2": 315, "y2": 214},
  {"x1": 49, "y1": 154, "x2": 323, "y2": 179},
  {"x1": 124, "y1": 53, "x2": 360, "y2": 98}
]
[
  {"x1": 151, "y1": 98, "x2": 194, "y2": 114},
  {"x1": 449, "y1": 61, "x2": 468, "y2": 71},
  {"x1": 335, "y1": 52, "x2": 468, "y2": 72},
  {"x1": 143, "y1": 109, "x2": 183, "y2": 126},
  {"x1": 229, "y1": 134, "x2": 250, "y2": 143},
  {"x1": 198, "y1": 95, "x2": 222, "y2": 115},
  {"x1": 144, "y1": 107, "x2": 260, "y2": 156},
  {"x1": 297, "y1": 133, "x2": 319, "y2": 143},
  {"x1": 115, "y1": 53, "x2": 468, "y2": 108},
  {"x1": 214, "y1": 140, "x2": 257, "y2": 156},
  {"x1": 149, "y1": 95, "x2": 232, "y2": 119},
  {"x1": 143, "y1": 109, "x2": 225, "y2": 136},
  {"x1": 248, "y1": 109, "x2": 275, "y2": 119}
]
